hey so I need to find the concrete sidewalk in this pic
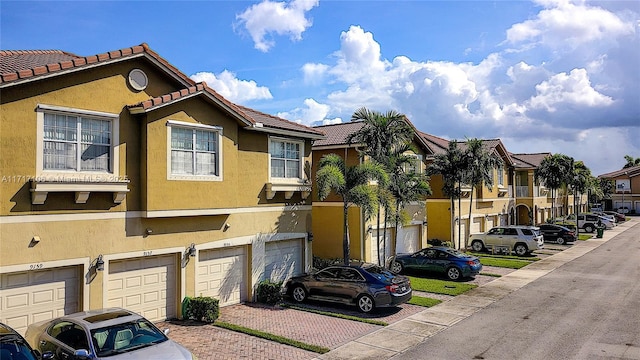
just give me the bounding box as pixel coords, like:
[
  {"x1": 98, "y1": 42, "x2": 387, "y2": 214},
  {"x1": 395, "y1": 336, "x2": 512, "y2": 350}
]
[{"x1": 316, "y1": 219, "x2": 636, "y2": 360}]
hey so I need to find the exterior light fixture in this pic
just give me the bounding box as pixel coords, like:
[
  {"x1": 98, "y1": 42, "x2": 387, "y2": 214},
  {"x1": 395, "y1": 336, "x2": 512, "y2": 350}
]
[
  {"x1": 186, "y1": 243, "x2": 196, "y2": 257},
  {"x1": 95, "y1": 255, "x2": 105, "y2": 271}
]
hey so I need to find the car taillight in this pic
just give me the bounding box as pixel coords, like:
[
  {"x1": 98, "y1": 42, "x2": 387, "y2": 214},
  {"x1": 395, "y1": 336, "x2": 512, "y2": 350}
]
[
  {"x1": 386, "y1": 284, "x2": 399, "y2": 293},
  {"x1": 467, "y1": 260, "x2": 475, "y2": 265}
]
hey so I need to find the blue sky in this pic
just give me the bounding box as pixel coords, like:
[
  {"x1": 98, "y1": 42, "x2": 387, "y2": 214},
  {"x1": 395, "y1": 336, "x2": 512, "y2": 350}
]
[{"x1": 2, "y1": 0, "x2": 639, "y2": 175}]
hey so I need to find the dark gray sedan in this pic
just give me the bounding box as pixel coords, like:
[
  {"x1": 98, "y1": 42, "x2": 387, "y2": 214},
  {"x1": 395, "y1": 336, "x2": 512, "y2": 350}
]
[
  {"x1": 282, "y1": 262, "x2": 412, "y2": 313},
  {"x1": 25, "y1": 308, "x2": 195, "y2": 360}
]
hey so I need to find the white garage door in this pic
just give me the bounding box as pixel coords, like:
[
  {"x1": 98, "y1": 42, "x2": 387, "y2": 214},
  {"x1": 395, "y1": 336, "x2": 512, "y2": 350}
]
[
  {"x1": 370, "y1": 229, "x2": 393, "y2": 266},
  {"x1": 0, "y1": 266, "x2": 80, "y2": 335},
  {"x1": 265, "y1": 239, "x2": 303, "y2": 282},
  {"x1": 197, "y1": 247, "x2": 246, "y2": 306},
  {"x1": 486, "y1": 218, "x2": 495, "y2": 231},
  {"x1": 396, "y1": 225, "x2": 420, "y2": 255},
  {"x1": 107, "y1": 255, "x2": 176, "y2": 322},
  {"x1": 470, "y1": 217, "x2": 481, "y2": 234},
  {"x1": 454, "y1": 222, "x2": 466, "y2": 250}
]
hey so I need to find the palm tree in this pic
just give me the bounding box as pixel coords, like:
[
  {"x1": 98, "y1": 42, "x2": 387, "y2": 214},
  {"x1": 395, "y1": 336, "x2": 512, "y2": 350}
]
[
  {"x1": 316, "y1": 153, "x2": 389, "y2": 265},
  {"x1": 535, "y1": 154, "x2": 574, "y2": 220},
  {"x1": 623, "y1": 155, "x2": 640, "y2": 169},
  {"x1": 571, "y1": 161, "x2": 591, "y2": 219},
  {"x1": 347, "y1": 107, "x2": 414, "y2": 265},
  {"x1": 426, "y1": 141, "x2": 466, "y2": 249},
  {"x1": 387, "y1": 145, "x2": 432, "y2": 260},
  {"x1": 462, "y1": 138, "x2": 501, "y2": 233}
]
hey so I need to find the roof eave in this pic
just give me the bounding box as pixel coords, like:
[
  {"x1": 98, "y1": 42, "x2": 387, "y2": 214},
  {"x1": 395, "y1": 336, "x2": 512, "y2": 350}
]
[{"x1": 246, "y1": 125, "x2": 326, "y2": 140}]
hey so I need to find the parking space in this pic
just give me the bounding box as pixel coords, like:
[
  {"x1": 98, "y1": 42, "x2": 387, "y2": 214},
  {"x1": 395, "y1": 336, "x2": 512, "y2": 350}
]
[{"x1": 161, "y1": 301, "x2": 426, "y2": 359}]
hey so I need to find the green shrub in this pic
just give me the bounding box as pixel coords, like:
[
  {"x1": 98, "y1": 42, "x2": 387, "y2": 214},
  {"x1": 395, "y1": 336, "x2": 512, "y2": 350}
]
[
  {"x1": 312, "y1": 256, "x2": 342, "y2": 270},
  {"x1": 184, "y1": 296, "x2": 219, "y2": 323},
  {"x1": 256, "y1": 279, "x2": 283, "y2": 304}
]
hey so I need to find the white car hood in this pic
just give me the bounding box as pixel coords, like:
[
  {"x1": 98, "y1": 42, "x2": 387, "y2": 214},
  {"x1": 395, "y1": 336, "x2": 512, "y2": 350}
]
[{"x1": 107, "y1": 339, "x2": 192, "y2": 360}]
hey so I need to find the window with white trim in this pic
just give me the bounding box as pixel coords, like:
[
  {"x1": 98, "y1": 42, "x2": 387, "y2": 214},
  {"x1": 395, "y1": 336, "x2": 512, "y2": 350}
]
[
  {"x1": 270, "y1": 138, "x2": 302, "y2": 180},
  {"x1": 36, "y1": 105, "x2": 119, "y2": 176},
  {"x1": 43, "y1": 113, "x2": 112, "y2": 172},
  {"x1": 170, "y1": 125, "x2": 220, "y2": 177},
  {"x1": 402, "y1": 154, "x2": 423, "y2": 174},
  {"x1": 498, "y1": 164, "x2": 504, "y2": 186}
]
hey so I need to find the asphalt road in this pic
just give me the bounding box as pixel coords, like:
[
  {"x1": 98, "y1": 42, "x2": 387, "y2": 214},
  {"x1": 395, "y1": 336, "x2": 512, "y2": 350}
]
[{"x1": 392, "y1": 222, "x2": 640, "y2": 360}]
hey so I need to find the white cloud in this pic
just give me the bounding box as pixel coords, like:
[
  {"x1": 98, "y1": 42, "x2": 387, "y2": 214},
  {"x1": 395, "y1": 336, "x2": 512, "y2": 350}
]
[
  {"x1": 279, "y1": 1, "x2": 638, "y2": 174},
  {"x1": 529, "y1": 68, "x2": 614, "y2": 112},
  {"x1": 235, "y1": 0, "x2": 319, "y2": 52},
  {"x1": 276, "y1": 98, "x2": 341, "y2": 124},
  {"x1": 505, "y1": 0, "x2": 634, "y2": 50},
  {"x1": 190, "y1": 71, "x2": 273, "y2": 103},
  {"x1": 302, "y1": 63, "x2": 329, "y2": 84}
]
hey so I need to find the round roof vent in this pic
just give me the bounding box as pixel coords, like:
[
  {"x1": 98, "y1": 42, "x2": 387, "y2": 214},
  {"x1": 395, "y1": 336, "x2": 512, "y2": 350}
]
[{"x1": 128, "y1": 69, "x2": 148, "y2": 91}]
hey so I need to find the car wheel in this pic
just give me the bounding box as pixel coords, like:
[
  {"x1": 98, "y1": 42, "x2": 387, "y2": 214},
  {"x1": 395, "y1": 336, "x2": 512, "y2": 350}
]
[
  {"x1": 291, "y1": 285, "x2": 307, "y2": 303},
  {"x1": 584, "y1": 224, "x2": 594, "y2": 233},
  {"x1": 390, "y1": 261, "x2": 404, "y2": 274},
  {"x1": 446, "y1": 267, "x2": 462, "y2": 281},
  {"x1": 514, "y1": 244, "x2": 528, "y2": 256},
  {"x1": 556, "y1": 237, "x2": 566, "y2": 245},
  {"x1": 357, "y1": 294, "x2": 375, "y2": 313},
  {"x1": 471, "y1": 240, "x2": 484, "y2": 252}
]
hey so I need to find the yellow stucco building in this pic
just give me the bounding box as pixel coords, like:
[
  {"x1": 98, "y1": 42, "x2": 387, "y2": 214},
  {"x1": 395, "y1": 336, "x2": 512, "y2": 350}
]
[{"x1": 0, "y1": 44, "x2": 324, "y2": 334}]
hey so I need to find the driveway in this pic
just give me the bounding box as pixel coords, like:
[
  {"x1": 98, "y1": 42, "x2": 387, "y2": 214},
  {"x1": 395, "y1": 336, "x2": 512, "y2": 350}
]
[
  {"x1": 159, "y1": 247, "x2": 566, "y2": 359},
  {"x1": 159, "y1": 302, "x2": 425, "y2": 360}
]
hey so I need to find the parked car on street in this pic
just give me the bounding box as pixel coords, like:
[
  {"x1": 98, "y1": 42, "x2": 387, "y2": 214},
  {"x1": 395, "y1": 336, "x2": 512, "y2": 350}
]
[
  {"x1": 1, "y1": 322, "x2": 51, "y2": 360},
  {"x1": 25, "y1": 308, "x2": 195, "y2": 360},
  {"x1": 468, "y1": 225, "x2": 544, "y2": 256},
  {"x1": 389, "y1": 246, "x2": 482, "y2": 280},
  {"x1": 557, "y1": 213, "x2": 615, "y2": 232},
  {"x1": 537, "y1": 224, "x2": 577, "y2": 245},
  {"x1": 603, "y1": 211, "x2": 626, "y2": 222},
  {"x1": 282, "y1": 262, "x2": 412, "y2": 313}
]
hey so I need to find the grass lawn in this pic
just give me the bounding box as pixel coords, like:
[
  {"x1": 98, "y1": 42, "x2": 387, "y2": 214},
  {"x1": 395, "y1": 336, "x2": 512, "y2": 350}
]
[
  {"x1": 408, "y1": 277, "x2": 477, "y2": 295},
  {"x1": 476, "y1": 257, "x2": 532, "y2": 269},
  {"x1": 408, "y1": 295, "x2": 442, "y2": 307},
  {"x1": 214, "y1": 321, "x2": 330, "y2": 354},
  {"x1": 578, "y1": 234, "x2": 593, "y2": 240}
]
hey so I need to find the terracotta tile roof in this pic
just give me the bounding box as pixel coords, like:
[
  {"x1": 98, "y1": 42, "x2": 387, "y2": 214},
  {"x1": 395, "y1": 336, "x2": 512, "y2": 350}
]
[
  {"x1": 235, "y1": 104, "x2": 325, "y2": 137},
  {"x1": 3, "y1": 43, "x2": 322, "y2": 138},
  {"x1": 418, "y1": 132, "x2": 514, "y2": 165},
  {"x1": 127, "y1": 82, "x2": 324, "y2": 137},
  {"x1": 313, "y1": 119, "x2": 434, "y2": 155},
  {"x1": 0, "y1": 50, "x2": 79, "y2": 74},
  {"x1": 598, "y1": 165, "x2": 640, "y2": 178},
  {"x1": 0, "y1": 43, "x2": 194, "y2": 87},
  {"x1": 312, "y1": 121, "x2": 368, "y2": 147},
  {"x1": 510, "y1": 153, "x2": 551, "y2": 169}
]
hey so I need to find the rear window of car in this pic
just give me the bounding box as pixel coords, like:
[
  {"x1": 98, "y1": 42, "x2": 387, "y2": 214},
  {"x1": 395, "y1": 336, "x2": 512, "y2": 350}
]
[
  {"x1": 363, "y1": 264, "x2": 395, "y2": 281},
  {"x1": 521, "y1": 229, "x2": 533, "y2": 235}
]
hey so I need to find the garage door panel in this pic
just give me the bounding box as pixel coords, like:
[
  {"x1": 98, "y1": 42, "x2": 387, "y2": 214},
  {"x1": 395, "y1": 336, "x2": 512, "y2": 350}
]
[
  {"x1": 0, "y1": 266, "x2": 80, "y2": 335},
  {"x1": 197, "y1": 247, "x2": 246, "y2": 306},
  {"x1": 107, "y1": 255, "x2": 176, "y2": 322},
  {"x1": 265, "y1": 239, "x2": 302, "y2": 283},
  {"x1": 396, "y1": 226, "x2": 420, "y2": 254}
]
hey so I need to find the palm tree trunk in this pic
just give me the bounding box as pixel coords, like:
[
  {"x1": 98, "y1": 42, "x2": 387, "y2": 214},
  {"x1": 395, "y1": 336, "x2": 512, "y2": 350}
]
[
  {"x1": 457, "y1": 190, "x2": 462, "y2": 250},
  {"x1": 383, "y1": 204, "x2": 390, "y2": 267},
  {"x1": 468, "y1": 187, "x2": 474, "y2": 250},
  {"x1": 450, "y1": 197, "x2": 455, "y2": 249},
  {"x1": 376, "y1": 203, "x2": 381, "y2": 266},
  {"x1": 343, "y1": 202, "x2": 350, "y2": 265}
]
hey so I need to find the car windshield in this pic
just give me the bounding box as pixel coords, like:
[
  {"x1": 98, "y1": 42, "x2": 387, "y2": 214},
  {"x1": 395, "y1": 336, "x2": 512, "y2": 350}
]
[
  {"x1": 1, "y1": 339, "x2": 38, "y2": 360},
  {"x1": 90, "y1": 318, "x2": 167, "y2": 357}
]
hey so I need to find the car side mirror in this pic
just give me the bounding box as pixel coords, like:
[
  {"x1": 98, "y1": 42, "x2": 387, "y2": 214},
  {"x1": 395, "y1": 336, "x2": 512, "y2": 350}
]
[{"x1": 164, "y1": 328, "x2": 170, "y2": 336}]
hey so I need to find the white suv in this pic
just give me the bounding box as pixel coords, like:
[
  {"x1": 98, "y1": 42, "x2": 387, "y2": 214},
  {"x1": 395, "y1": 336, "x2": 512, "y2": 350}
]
[{"x1": 468, "y1": 226, "x2": 544, "y2": 256}]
